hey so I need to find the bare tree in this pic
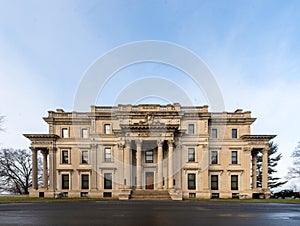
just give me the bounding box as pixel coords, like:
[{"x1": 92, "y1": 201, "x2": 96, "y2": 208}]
[
  {"x1": 0, "y1": 148, "x2": 41, "y2": 194},
  {"x1": 288, "y1": 142, "x2": 300, "y2": 179}
]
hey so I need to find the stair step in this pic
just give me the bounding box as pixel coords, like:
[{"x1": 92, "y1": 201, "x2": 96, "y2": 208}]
[{"x1": 131, "y1": 190, "x2": 171, "y2": 200}]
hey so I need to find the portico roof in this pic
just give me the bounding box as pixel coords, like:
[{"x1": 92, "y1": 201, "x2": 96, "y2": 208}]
[
  {"x1": 23, "y1": 134, "x2": 59, "y2": 141},
  {"x1": 240, "y1": 135, "x2": 276, "y2": 141}
]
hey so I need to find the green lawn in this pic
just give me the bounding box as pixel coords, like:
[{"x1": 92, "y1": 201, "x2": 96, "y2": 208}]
[
  {"x1": 0, "y1": 195, "x2": 114, "y2": 203},
  {"x1": 194, "y1": 198, "x2": 300, "y2": 204}
]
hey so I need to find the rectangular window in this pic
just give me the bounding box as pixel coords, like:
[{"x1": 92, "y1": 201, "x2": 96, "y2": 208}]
[
  {"x1": 211, "y1": 129, "x2": 217, "y2": 138},
  {"x1": 104, "y1": 124, "x2": 111, "y2": 134},
  {"x1": 62, "y1": 128, "x2": 69, "y2": 138},
  {"x1": 62, "y1": 150, "x2": 69, "y2": 164},
  {"x1": 103, "y1": 192, "x2": 112, "y2": 197},
  {"x1": 82, "y1": 128, "x2": 88, "y2": 138},
  {"x1": 104, "y1": 148, "x2": 112, "y2": 162},
  {"x1": 104, "y1": 173, "x2": 112, "y2": 189},
  {"x1": 188, "y1": 148, "x2": 195, "y2": 162},
  {"x1": 211, "y1": 151, "x2": 218, "y2": 164},
  {"x1": 145, "y1": 150, "x2": 153, "y2": 163},
  {"x1": 81, "y1": 174, "x2": 89, "y2": 189},
  {"x1": 188, "y1": 173, "x2": 196, "y2": 190},
  {"x1": 231, "y1": 151, "x2": 238, "y2": 164},
  {"x1": 81, "y1": 150, "x2": 88, "y2": 164},
  {"x1": 81, "y1": 192, "x2": 88, "y2": 197},
  {"x1": 211, "y1": 175, "x2": 218, "y2": 190},
  {"x1": 61, "y1": 174, "x2": 69, "y2": 189},
  {"x1": 231, "y1": 175, "x2": 238, "y2": 190},
  {"x1": 211, "y1": 193, "x2": 219, "y2": 199},
  {"x1": 189, "y1": 193, "x2": 196, "y2": 198},
  {"x1": 232, "y1": 129, "x2": 237, "y2": 139},
  {"x1": 188, "y1": 124, "x2": 195, "y2": 134}
]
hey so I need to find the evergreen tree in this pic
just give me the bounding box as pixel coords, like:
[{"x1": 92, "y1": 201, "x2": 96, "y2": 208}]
[{"x1": 256, "y1": 142, "x2": 287, "y2": 189}]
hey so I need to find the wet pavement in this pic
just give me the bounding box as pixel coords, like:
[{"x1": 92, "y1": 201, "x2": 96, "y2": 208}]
[{"x1": 0, "y1": 200, "x2": 300, "y2": 226}]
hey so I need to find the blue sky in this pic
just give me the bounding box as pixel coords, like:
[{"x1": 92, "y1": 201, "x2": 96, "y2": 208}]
[{"x1": 1, "y1": 0, "x2": 300, "y2": 182}]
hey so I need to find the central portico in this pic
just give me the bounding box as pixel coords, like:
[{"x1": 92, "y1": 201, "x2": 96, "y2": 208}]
[
  {"x1": 121, "y1": 139, "x2": 176, "y2": 190},
  {"x1": 117, "y1": 114, "x2": 180, "y2": 191}
]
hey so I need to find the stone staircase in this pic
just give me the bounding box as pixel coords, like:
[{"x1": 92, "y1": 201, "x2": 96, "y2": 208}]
[{"x1": 130, "y1": 190, "x2": 171, "y2": 200}]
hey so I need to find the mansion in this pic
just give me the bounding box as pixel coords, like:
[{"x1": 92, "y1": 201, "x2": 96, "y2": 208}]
[{"x1": 24, "y1": 104, "x2": 275, "y2": 200}]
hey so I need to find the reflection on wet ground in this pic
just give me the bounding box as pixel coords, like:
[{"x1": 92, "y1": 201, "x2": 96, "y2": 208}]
[{"x1": 0, "y1": 201, "x2": 299, "y2": 226}]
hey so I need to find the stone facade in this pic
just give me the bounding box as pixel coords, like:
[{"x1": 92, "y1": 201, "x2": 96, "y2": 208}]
[{"x1": 24, "y1": 104, "x2": 275, "y2": 199}]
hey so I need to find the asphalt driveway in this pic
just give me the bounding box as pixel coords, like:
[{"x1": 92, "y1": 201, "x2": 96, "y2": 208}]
[{"x1": 1, "y1": 200, "x2": 299, "y2": 226}]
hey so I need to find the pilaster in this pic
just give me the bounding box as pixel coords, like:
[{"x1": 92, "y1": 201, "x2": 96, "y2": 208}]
[{"x1": 90, "y1": 143, "x2": 98, "y2": 190}]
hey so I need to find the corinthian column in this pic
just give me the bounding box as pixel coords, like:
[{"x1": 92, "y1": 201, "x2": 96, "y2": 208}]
[
  {"x1": 136, "y1": 140, "x2": 142, "y2": 189},
  {"x1": 157, "y1": 140, "x2": 163, "y2": 189},
  {"x1": 41, "y1": 150, "x2": 48, "y2": 188},
  {"x1": 124, "y1": 140, "x2": 131, "y2": 189},
  {"x1": 251, "y1": 150, "x2": 257, "y2": 189},
  {"x1": 168, "y1": 140, "x2": 174, "y2": 189},
  {"x1": 48, "y1": 147, "x2": 56, "y2": 191},
  {"x1": 31, "y1": 147, "x2": 38, "y2": 190},
  {"x1": 262, "y1": 147, "x2": 269, "y2": 190}
]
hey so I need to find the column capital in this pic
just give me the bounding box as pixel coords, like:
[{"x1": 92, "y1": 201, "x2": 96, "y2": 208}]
[
  {"x1": 202, "y1": 144, "x2": 208, "y2": 149},
  {"x1": 90, "y1": 143, "x2": 98, "y2": 148},
  {"x1": 168, "y1": 139, "x2": 174, "y2": 146},
  {"x1": 157, "y1": 140, "x2": 164, "y2": 147},
  {"x1": 125, "y1": 139, "x2": 131, "y2": 148},
  {"x1": 41, "y1": 149, "x2": 48, "y2": 155},
  {"x1": 135, "y1": 139, "x2": 142, "y2": 147},
  {"x1": 117, "y1": 142, "x2": 125, "y2": 149},
  {"x1": 243, "y1": 146, "x2": 252, "y2": 153},
  {"x1": 262, "y1": 146, "x2": 269, "y2": 154}
]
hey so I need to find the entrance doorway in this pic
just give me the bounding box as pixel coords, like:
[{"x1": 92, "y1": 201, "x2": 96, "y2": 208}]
[{"x1": 145, "y1": 172, "x2": 154, "y2": 189}]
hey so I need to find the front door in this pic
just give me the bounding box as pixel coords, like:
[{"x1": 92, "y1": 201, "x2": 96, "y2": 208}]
[{"x1": 145, "y1": 172, "x2": 154, "y2": 189}]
